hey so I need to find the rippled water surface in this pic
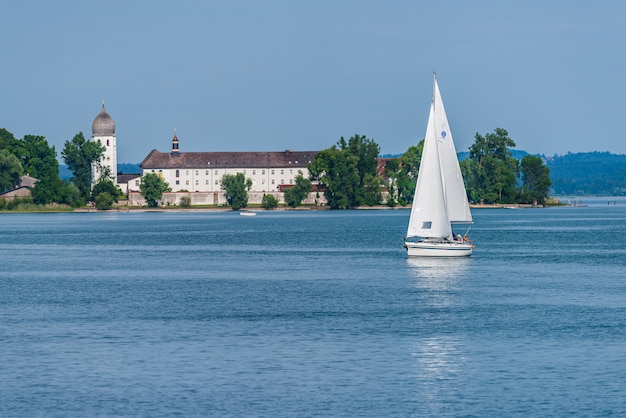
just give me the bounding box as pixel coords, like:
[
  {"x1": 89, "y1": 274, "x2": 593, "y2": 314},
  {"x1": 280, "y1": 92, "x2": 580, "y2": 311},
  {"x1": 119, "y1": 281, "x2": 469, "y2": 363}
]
[{"x1": 2, "y1": 199, "x2": 626, "y2": 417}]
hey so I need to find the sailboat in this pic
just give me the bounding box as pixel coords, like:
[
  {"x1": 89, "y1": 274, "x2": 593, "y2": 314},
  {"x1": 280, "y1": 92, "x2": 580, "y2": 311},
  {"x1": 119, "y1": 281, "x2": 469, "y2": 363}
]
[{"x1": 404, "y1": 74, "x2": 474, "y2": 257}]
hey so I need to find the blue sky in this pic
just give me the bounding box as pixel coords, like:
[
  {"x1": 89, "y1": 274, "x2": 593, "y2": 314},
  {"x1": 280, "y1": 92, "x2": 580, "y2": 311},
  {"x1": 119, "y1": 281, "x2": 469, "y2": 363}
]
[{"x1": 2, "y1": 0, "x2": 625, "y2": 163}]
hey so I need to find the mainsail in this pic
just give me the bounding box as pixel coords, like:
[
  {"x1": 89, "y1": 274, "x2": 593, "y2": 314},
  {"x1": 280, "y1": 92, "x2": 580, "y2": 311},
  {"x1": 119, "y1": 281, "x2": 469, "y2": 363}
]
[{"x1": 406, "y1": 102, "x2": 453, "y2": 240}]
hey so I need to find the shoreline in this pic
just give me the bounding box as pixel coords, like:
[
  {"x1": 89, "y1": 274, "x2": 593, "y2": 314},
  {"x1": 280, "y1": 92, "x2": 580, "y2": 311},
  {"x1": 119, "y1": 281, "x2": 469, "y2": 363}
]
[
  {"x1": 13, "y1": 199, "x2": 614, "y2": 214},
  {"x1": 74, "y1": 204, "x2": 531, "y2": 213},
  {"x1": 18, "y1": 203, "x2": 550, "y2": 213}
]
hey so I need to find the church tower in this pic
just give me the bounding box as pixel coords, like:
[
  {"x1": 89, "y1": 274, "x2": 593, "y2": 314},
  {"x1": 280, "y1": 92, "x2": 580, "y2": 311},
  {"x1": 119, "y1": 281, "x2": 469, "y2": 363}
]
[
  {"x1": 91, "y1": 101, "x2": 117, "y2": 185},
  {"x1": 171, "y1": 129, "x2": 180, "y2": 155}
]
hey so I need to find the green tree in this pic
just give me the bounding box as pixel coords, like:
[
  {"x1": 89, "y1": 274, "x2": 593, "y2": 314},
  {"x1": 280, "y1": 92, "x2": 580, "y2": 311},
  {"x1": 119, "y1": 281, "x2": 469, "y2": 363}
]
[
  {"x1": 284, "y1": 174, "x2": 312, "y2": 208},
  {"x1": 309, "y1": 146, "x2": 356, "y2": 209},
  {"x1": 8, "y1": 134, "x2": 65, "y2": 204},
  {"x1": 261, "y1": 193, "x2": 278, "y2": 209},
  {"x1": 140, "y1": 172, "x2": 170, "y2": 207},
  {"x1": 59, "y1": 182, "x2": 83, "y2": 207},
  {"x1": 31, "y1": 176, "x2": 64, "y2": 205},
  {"x1": 91, "y1": 179, "x2": 119, "y2": 203},
  {"x1": 400, "y1": 142, "x2": 423, "y2": 180},
  {"x1": 308, "y1": 134, "x2": 380, "y2": 209},
  {"x1": 62, "y1": 132, "x2": 106, "y2": 202},
  {"x1": 465, "y1": 128, "x2": 519, "y2": 204},
  {"x1": 0, "y1": 149, "x2": 23, "y2": 192},
  {"x1": 384, "y1": 141, "x2": 424, "y2": 206},
  {"x1": 0, "y1": 128, "x2": 20, "y2": 154},
  {"x1": 19, "y1": 135, "x2": 58, "y2": 179},
  {"x1": 519, "y1": 155, "x2": 551, "y2": 204},
  {"x1": 221, "y1": 172, "x2": 252, "y2": 210},
  {"x1": 362, "y1": 172, "x2": 384, "y2": 206},
  {"x1": 94, "y1": 192, "x2": 114, "y2": 210},
  {"x1": 346, "y1": 134, "x2": 380, "y2": 205}
]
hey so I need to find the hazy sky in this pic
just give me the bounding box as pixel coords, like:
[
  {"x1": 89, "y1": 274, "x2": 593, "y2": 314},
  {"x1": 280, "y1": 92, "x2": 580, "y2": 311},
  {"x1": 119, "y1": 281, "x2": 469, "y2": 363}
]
[{"x1": 2, "y1": 0, "x2": 625, "y2": 163}]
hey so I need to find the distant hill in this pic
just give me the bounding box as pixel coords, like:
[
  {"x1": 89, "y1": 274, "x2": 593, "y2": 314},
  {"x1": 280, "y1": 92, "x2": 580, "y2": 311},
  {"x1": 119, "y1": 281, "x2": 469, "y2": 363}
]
[
  {"x1": 546, "y1": 152, "x2": 626, "y2": 196},
  {"x1": 381, "y1": 150, "x2": 626, "y2": 196},
  {"x1": 117, "y1": 163, "x2": 141, "y2": 175},
  {"x1": 59, "y1": 153, "x2": 626, "y2": 196},
  {"x1": 456, "y1": 150, "x2": 530, "y2": 161},
  {"x1": 384, "y1": 150, "x2": 531, "y2": 161}
]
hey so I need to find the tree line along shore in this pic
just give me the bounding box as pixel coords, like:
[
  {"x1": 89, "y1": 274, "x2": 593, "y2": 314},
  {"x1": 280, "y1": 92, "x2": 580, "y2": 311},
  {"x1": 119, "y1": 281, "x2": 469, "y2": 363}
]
[{"x1": 0, "y1": 126, "x2": 593, "y2": 212}]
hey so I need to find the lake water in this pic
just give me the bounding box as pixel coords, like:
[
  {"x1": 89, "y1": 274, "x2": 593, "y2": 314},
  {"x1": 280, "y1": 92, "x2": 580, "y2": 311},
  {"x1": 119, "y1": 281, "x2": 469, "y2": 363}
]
[{"x1": 2, "y1": 199, "x2": 626, "y2": 417}]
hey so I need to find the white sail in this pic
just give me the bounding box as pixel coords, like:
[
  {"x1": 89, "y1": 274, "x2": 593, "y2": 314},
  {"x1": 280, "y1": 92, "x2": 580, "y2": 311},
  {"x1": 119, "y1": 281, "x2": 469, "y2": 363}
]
[
  {"x1": 404, "y1": 74, "x2": 473, "y2": 257},
  {"x1": 433, "y1": 77, "x2": 473, "y2": 224},
  {"x1": 406, "y1": 102, "x2": 453, "y2": 240}
]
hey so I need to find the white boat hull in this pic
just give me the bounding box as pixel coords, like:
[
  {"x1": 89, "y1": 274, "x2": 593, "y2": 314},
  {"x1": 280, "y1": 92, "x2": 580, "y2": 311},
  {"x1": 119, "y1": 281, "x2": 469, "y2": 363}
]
[{"x1": 404, "y1": 241, "x2": 473, "y2": 257}]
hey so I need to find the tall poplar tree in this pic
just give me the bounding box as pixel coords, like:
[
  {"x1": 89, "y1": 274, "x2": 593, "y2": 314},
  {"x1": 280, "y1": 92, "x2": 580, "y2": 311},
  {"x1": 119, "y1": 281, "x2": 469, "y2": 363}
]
[
  {"x1": 465, "y1": 128, "x2": 519, "y2": 204},
  {"x1": 519, "y1": 155, "x2": 551, "y2": 204},
  {"x1": 62, "y1": 132, "x2": 105, "y2": 201}
]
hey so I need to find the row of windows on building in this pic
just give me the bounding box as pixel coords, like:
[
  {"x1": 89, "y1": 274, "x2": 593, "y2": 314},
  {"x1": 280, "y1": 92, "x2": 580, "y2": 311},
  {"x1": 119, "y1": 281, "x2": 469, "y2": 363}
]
[
  {"x1": 172, "y1": 168, "x2": 302, "y2": 177},
  {"x1": 173, "y1": 178, "x2": 295, "y2": 186},
  {"x1": 132, "y1": 177, "x2": 292, "y2": 187},
  {"x1": 149, "y1": 168, "x2": 305, "y2": 188}
]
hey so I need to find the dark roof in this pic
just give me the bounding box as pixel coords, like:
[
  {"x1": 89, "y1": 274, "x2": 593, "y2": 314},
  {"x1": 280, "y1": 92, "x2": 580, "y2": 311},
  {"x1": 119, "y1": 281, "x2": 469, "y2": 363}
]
[
  {"x1": 0, "y1": 186, "x2": 32, "y2": 198},
  {"x1": 140, "y1": 150, "x2": 319, "y2": 170},
  {"x1": 117, "y1": 174, "x2": 141, "y2": 184}
]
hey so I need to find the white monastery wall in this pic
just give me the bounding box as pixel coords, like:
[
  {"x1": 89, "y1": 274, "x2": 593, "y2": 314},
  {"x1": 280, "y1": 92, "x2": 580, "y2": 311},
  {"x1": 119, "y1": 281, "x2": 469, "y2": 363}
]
[
  {"x1": 143, "y1": 167, "x2": 309, "y2": 193},
  {"x1": 128, "y1": 191, "x2": 325, "y2": 207}
]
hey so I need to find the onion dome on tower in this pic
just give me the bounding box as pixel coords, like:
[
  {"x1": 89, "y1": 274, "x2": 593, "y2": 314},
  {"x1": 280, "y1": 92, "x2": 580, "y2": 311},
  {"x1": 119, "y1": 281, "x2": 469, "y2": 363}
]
[{"x1": 92, "y1": 101, "x2": 116, "y2": 137}]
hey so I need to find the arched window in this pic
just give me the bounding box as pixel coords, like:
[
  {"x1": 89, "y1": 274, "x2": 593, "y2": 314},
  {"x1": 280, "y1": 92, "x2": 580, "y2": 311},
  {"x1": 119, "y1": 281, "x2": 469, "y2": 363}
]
[{"x1": 176, "y1": 170, "x2": 180, "y2": 177}]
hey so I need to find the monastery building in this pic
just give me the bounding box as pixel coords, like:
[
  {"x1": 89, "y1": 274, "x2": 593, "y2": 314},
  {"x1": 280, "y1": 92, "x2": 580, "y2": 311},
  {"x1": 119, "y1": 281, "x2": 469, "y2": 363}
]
[
  {"x1": 90, "y1": 104, "x2": 321, "y2": 204},
  {"x1": 140, "y1": 132, "x2": 319, "y2": 193}
]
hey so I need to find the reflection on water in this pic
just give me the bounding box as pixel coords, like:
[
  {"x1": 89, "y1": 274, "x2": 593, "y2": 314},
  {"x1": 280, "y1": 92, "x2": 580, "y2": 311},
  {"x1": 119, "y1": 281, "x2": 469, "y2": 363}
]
[
  {"x1": 406, "y1": 257, "x2": 470, "y2": 289},
  {"x1": 411, "y1": 336, "x2": 466, "y2": 414},
  {"x1": 407, "y1": 258, "x2": 468, "y2": 414},
  {"x1": 412, "y1": 336, "x2": 464, "y2": 377}
]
